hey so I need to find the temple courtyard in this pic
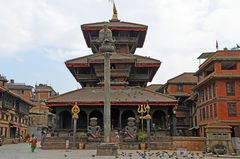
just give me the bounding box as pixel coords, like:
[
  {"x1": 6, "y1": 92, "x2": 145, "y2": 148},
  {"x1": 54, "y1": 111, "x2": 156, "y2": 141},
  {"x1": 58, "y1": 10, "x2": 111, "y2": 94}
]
[{"x1": 0, "y1": 143, "x2": 239, "y2": 159}]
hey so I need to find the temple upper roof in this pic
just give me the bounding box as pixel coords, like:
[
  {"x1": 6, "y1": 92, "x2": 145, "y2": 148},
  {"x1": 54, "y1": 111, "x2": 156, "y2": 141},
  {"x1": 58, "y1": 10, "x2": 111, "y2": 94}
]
[{"x1": 81, "y1": 21, "x2": 148, "y2": 53}]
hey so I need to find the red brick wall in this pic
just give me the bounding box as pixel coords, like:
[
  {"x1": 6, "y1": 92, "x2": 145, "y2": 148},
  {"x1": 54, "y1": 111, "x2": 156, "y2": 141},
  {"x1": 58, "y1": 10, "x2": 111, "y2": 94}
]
[
  {"x1": 167, "y1": 84, "x2": 195, "y2": 94},
  {"x1": 173, "y1": 137, "x2": 206, "y2": 151}
]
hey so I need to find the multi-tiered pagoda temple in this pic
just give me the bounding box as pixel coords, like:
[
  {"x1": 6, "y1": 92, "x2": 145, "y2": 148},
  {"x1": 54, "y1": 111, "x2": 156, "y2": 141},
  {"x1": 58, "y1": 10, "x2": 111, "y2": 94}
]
[{"x1": 47, "y1": 6, "x2": 177, "y2": 135}]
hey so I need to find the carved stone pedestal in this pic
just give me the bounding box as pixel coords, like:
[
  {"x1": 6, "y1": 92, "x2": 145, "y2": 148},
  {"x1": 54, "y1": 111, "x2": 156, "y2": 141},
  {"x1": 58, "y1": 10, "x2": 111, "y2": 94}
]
[{"x1": 96, "y1": 143, "x2": 118, "y2": 156}]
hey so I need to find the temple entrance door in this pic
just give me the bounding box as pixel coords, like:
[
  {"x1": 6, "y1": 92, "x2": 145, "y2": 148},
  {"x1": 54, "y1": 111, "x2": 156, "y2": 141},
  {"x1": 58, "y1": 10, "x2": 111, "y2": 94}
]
[
  {"x1": 89, "y1": 110, "x2": 103, "y2": 128},
  {"x1": 59, "y1": 111, "x2": 72, "y2": 129},
  {"x1": 10, "y1": 127, "x2": 16, "y2": 138},
  {"x1": 111, "y1": 108, "x2": 119, "y2": 130},
  {"x1": 77, "y1": 111, "x2": 87, "y2": 131},
  {"x1": 152, "y1": 110, "x2": 167, "y2": 130},
  {"x1": 121, "y1": 110, "x2": 135, "y2": 128}
]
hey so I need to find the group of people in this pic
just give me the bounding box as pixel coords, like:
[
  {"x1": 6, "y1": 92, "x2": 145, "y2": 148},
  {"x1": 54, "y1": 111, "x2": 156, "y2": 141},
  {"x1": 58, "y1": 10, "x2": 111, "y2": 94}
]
[{"x1": 25, "y1": 134, "x2": 37, "y2": 152}]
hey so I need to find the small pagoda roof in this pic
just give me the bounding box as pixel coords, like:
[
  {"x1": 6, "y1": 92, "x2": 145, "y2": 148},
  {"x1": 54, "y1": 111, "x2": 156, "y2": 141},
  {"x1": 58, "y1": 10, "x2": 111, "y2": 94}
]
[
  {"x1": 65, "y1": 53, "x2": 160, "y2": 67},
  {"x1": 47, "y1": 86, "x2": 177, "y2": 106},
  {"x1": 81, "y1": 21, "x2": 147, "y2": 48}
]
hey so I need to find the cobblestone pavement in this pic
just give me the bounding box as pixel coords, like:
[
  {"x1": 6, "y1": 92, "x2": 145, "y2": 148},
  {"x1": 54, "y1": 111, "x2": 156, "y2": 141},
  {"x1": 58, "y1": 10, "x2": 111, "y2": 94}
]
[{"x1": 0, "y1": 143, "x2": 238, "y2": 159}]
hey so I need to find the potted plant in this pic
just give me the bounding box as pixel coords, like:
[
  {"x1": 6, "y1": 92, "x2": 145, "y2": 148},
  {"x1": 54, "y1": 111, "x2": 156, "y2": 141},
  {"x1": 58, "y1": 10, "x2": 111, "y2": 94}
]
[
  {"x1": 138, "y1": 131, "x2": 147, "y2": 150},
  {"x1": 78, "y1": 132, "x2": 86, "y2": 149},
  {"x1": 213, "y1": 143, "x2": 226, "y2": 155}
]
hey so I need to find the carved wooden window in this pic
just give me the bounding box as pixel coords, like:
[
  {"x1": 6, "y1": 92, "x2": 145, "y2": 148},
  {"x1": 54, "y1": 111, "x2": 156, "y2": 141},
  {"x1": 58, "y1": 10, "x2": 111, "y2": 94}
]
[
  {"x1": 209, "y1": 85, "x2": 212, "y2": 99},
  {"x1": 202, "y1": 107, "x2": 206, "y2": 120},
  {"x1": 176, "y1": 84, "x2": 183, "y2": 92},
  {"x1": 212, "y1": 83, "x2": 216, "y2": 97},
  {"x1": 226, "y1": 81, "x2": 235, "y2": 96},
  {"x1": 214, "y1": 103, "x2": 217, "y2": 118},
  {"x1": 200, "y1": 109, "x2": 202, "y2": 121},
  {"x1": 206, "y1": 105, "x2": 209, "y2": 119},
  {"x1": 210, "y1": 104, "x2": 213, "y2": 118},
  {"x1": 228, "y1": 102, "x2": 237, "y2": 117}
]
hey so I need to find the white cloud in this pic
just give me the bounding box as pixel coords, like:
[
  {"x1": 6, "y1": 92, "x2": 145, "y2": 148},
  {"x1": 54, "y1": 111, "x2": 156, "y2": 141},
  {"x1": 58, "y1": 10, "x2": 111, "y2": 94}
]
[{"x1": 0, "y1": 0, "x2": 240, "y2": 92}]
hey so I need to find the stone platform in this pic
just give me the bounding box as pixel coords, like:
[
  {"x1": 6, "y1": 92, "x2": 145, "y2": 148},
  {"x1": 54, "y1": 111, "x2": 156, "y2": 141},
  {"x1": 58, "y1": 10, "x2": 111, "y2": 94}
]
[
  {"x1": 85, "y1": 142, "x2": 100, "y2": 149},
  {"x1": 120, "y1": 142, "x2": 139, "y2": 150},
  {"x1": 96, "y1": 143, "x2": 118, "y2": 156}
]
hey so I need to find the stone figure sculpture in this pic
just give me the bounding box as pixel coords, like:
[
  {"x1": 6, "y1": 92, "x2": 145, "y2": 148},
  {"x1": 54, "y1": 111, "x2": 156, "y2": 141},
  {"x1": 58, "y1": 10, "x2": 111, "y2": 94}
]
[
  {"x1": 87, "y1": 117, "x2": 101, "y2": 141},
  {"x1": 123, "y1": 117, "x2": 137, "y2": 142},
  {"x1": 98, "y1": 24, "x2": 115, "y2": 52}
]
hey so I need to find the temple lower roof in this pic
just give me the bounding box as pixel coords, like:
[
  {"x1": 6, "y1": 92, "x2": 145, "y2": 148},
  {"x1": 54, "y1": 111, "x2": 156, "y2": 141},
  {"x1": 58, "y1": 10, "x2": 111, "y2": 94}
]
[{"x1": 47, "y1": 86, "x2": 177, "y2": 106}]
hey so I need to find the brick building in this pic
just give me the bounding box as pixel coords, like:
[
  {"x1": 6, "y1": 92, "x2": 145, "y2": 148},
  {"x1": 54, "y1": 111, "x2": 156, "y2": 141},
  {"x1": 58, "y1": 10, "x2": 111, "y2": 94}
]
[
  {"x1": 34, "y1": 84, "x2": 58, "y2": 102},
  {"x1": 5, "y1": 81, "x2": 57, "y2": 138},
  {"x1": 6, "y1": 80, "x2": 33, "y2": 101},
  {"x1": 0, "y1": 75, "x2": 33, "y2": 143},
  {"x1": 157, "y1": 73, "x2": 198, "y2": 135},
  {"x1": 194, "y1": 50, "x2": 240, "y2": 137}
]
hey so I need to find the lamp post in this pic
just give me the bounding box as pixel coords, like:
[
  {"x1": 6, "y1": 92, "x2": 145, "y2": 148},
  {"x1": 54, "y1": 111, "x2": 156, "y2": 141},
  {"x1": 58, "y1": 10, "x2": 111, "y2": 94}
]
[{"x1": 71, "y1": 102, "x2": 80, "y2": 149}]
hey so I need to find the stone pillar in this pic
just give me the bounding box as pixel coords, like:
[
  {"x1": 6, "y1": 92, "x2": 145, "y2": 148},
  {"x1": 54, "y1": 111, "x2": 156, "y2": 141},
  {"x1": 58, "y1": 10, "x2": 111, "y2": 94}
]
[
  {"x1": 118, "y1": 109, "x2": 122, "y2": 129},
  {"x1": 104, "y1": 52, "x2": 111, "y2": 143},
  {"x1": 72, "y1": 118, "x2": 77, "y2": 149},
  {"x1": 172, "y1": 111, "x2": 177, "y2": 136},
  {"x1": 147, "y1": 118, "x2": 151, "y2": 150}
]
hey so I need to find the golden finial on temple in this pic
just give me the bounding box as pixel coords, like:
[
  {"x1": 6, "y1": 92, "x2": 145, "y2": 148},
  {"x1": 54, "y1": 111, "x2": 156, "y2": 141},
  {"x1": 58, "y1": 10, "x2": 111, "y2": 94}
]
[{"x1": 111, "y1": 1, "x2": 119, "y2": 21}]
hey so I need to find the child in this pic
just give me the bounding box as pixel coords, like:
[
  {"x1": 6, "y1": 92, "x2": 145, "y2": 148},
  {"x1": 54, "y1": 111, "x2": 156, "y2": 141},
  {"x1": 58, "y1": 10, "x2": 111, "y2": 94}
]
[{"x1": 30, "y1": 134, "x2": 37, "y2": 152}]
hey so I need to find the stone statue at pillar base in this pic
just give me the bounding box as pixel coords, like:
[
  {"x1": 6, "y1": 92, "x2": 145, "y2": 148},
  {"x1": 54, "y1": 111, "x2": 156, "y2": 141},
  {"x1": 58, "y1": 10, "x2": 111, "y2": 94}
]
[
  {"x1": 87, "y1": 117, "x2": 101, "y2": 142},
  {"x1": 123, "y1": 117, "x2": 137, "y2": 142}
]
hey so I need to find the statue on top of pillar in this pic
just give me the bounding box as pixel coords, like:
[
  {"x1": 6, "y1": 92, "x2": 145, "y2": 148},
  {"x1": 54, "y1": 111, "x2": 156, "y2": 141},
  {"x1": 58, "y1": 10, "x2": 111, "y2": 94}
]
[
  {"x1": 87, "y1": 117, "x2": 101, "y2": 142},
  {"x1": 98, "y1": 24, "x2": 115, "y2": 52},
  {"x1": 123, "y1": 117, "x2": 137, "y2": 142}
]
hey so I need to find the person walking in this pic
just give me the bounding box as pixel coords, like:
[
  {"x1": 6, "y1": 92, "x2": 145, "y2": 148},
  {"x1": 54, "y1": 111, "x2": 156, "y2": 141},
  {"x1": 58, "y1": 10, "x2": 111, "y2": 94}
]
[{"x1": 30, "y1": 134, "x2": 37, "y2": 152}]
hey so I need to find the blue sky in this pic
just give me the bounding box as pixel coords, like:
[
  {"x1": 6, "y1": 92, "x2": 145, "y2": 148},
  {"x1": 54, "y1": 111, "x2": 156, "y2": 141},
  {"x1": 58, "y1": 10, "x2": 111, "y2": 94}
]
[{"x1": 1, "y1": 0, "x2": 240, "y2": 94}]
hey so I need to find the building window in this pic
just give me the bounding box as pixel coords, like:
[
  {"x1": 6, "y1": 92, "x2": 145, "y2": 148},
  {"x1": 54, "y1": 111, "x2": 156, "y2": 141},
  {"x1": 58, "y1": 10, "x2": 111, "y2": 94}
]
[
  {"x1": 206, "y1": 105, "x2": 209, "y2": 119},
  {"x1": 212, "y1": 83, "x2": 216, "y2": 97},
  {"x1": 226, "y1": 81, "x2": 235, "y2": 96},
  {"x1": 209, "y1": 85, "x2": 212, "y2": 99},
  {"x1": 228, "y1": 103, "x2": 237, "y2": 117},
  {"x1": 221, "y1": 61, "x2": 237, "y2": 70},
  {"x1": 200, "y1": 109, "x2": 202, "y2": 121},
  {"x1": 203, "y1": 108, "x2": 206, "y2": 120},
  {"x1": 206, "y1": 87, "x2": 209, "y2": 101},
  {"x1": 176, "y1": 84, "x2": 183, "y2": 92},
  {"x1": 210, "y1": 104, "x2": 213, "y2": 118},
  {"x1": 214, "y1": 103, "x2": 217, "y2": 118}
]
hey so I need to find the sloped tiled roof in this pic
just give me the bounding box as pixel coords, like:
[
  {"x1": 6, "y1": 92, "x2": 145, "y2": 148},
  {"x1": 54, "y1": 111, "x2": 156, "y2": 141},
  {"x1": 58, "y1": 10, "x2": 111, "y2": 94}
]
[
  {"x1": 197, "y1": 50, "x2": 240, "y2": 74},
  {"x1": 47, "y1": 87, "x2": 176, "y2": 105},
  {"x1": 81, "y1": 21, "x2": 147, "y2": 30},
  {"x1": 167, "y1": 73, "x2": 197, "y2": 84},
  {"x1": 0, "y1": 86, "x2": 34, "y2": 106},
  {"x1": 65, "y1": 53, "x2": 160, "y2": 66},
  {"x1": 146, "y1": 84, "x2": 163, "y2": 92},
  {"x1": 6, "y1": 83, "x2": 33, "y2": 90}
]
